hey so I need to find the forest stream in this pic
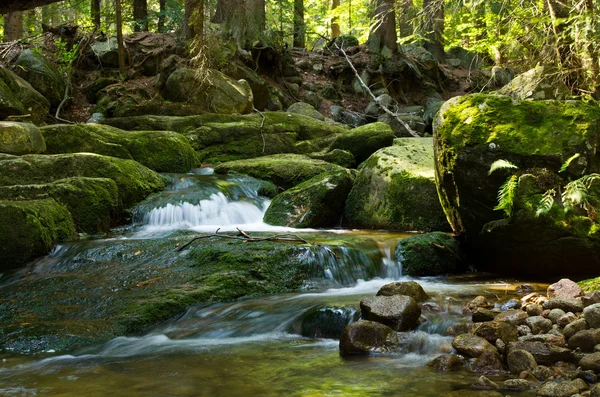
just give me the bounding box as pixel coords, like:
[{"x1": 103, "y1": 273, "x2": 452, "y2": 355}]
[{"x1": 0, "y1": 169, "x2": 544, "y2": 396}]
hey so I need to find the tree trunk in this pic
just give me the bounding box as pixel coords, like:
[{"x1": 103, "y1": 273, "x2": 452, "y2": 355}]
[
  {"x1": 184, "y1": 0, "x2": 204, "y2": 40},
  {"x1": 4, "y1": 12, "x2": 23, "y2": 41},
  {"x1": 331, "y1": 0, "x2": 340, "y2": 38},
  {"x1": 91, "y1": 0, "x2": 101, "y2": 30},
  {"x1": 246, "y1": 0, "x2": 265, "y2": 44},
  {"x1": 293, "y1": 0, "x2": 305, "y2": 47},
  {"x1": 133, "y1": 0, "x2": 148, "y2": 32},
  {"x1": 399, "y1": 0, "x2": 415, "y2": 38},
  {"x1": 368, "y1": 0, "x2": 397, "y2": 55},
  {"x1": 158, "y1": 0, "x2": 166, "y2": 33},
  {"x1": 115, "y1": 0, "x2": 126, "y2": 74},
  {"x1": 422, "y1": 0, "x2": 444, "y2": 61}
]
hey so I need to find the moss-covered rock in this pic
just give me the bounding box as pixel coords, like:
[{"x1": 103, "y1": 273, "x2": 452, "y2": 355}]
[
  {"x1": 101, "y1": 112, "x2": 350, "y2": 163},
  {"x1": 329, "y1": 122, "x2": 394, "y2": 164},
  {"x1": 0, "y1": 67, "x2": 50, "y2": 124},
  {"x1": 307, "y1": 149, "x2": 355, "y2": 168},
  {"x1": 15, "y1": 49, "x2": 66, "y2": 108},
  {"x1": 0, "y1": 199, "x2": 73, "y2": 269},
  {"x1": 41, "y1": 123, "x2": 197, "y2": 173},
  {"x1": 0, "y1": 177, "x2": 120, "y2": 234},
  {"x1": 0, "y1": 122, "x2": 46, "y2": 155},
  {"x1": 0, "y1": 153, "x2": 165, "y2": 208},
  {"x1": 287, "y1": 102, "x2": 325, "y2": 121},
  {"x1": 264, "y1": 169, "x2": 356, "y2": 228},
  {"x1": 434, "y1": 93, "x2": 600, "y2": 276},
  {"x1": 0, "y1": 68, "x2": 26, "y2": 119},
  {"x1": 345, "y1": 138, "x2": 449, "y2": 232},
  {"x1": 395, "y1": 232, "x2": 466, "y2": 276},
  {"x1": 226, "y1": 62, "x2": 270, "y2": 110},
  {"x1": 497, "y1": 65, "x2": 570, "y2": 101},
  {"x1": 215, "y1": 154, "x2": 346, "y2": 189},
  {"x1": 163, "y1": 68, "x2": 253, "y2": 114}
]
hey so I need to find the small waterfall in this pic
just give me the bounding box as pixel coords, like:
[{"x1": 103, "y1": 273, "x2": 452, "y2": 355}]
[{"x1": 143, "y1": 193, "x2": 269, "y2": 229}]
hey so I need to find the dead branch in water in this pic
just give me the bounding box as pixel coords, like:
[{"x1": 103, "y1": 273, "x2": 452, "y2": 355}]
[{"x1": 177, "y1": 228, "x2": 339, "y2": 259}]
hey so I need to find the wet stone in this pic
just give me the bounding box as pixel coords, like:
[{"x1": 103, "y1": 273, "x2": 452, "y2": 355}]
[
  {"x1": 472, "y1": 376, "x2": 499, "y2": 390},
  {"x1": 548, "y1": 309, "x2": 566, "y2": 324},
  {"x1": 452, "y1": 334, "x2": 495, "y2": 358},
  {"x1": 557, "y1": 312, "x2": 577, "y2": 327},
  {"x1": 427, "y1": 354, "x2": 466, "y2": 371},
  {"x1": 568, "y1": 329, "x2": 600, "y2": 352},
  {"x1": 501, "y1": 379, "x2": 532, "y2": 391},
  {"x1": 536, "y1": 380, "x2": 580, "y2": 397},
  {"x1": 339, "y1": 320, "x2": 400, "y2": 356},
  {"x1": 547, "y1": 279, "x2": 583, "y2": 299},
  {"x1": 579, "y1": 352, "x2": 600, "y2": 372},
  {"x1": 526, "y1": 316, "x2": 553, "y2": 334},
  {"x1": 376, "y1": 281, "x2": 429, "y2": 302},
  {"x1": 463, "y1": 296, "x2": 493, "y2": 314},
  {"x1": 494, "y1": 309, "x2": 528, "y2": 326},
  {"x1": 543, "y1": 297, "x2": 584, "y2": 313},
  {"x1": 563, "y1": 318, "x2": 589, "y2": 339},
  {"x1": 527, "y1": 304, "x2": 544, "y2": 317},
  {"x1": 500, "y1": 299, "x2": 520, "y2": 311},
  {"x1": 583, "y1": 292, "x2": 600, "y2": 308},
  {"x1": 507, "y1": 349, "x2": 538, "y2": 374},
  {"x1": 472, "y1": 308, "x2": 498, "y2": 323},
  {"x1": 360, "y1": 295, "x2": 421, "y2": 331},
  {"x1": 583, "y1": 303, "x2": 600, "y2": 328}
]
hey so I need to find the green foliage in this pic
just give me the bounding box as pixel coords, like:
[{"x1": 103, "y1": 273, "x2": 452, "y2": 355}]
[
  {"x1": 535, "y1": 189, "x2": 555, "y2": 217},
  {"x1": 488, "y1": 159, "x2": 518, "y2": 175},
  {"x1": 54, "y1": 38, "x2": 79, "y2": 73},
  {"x1": 560, "y1": 153, "x2": 581, "y2": 173},
  {"x1": 494, "y1": 173, "x2": 519, "y2": 216}
]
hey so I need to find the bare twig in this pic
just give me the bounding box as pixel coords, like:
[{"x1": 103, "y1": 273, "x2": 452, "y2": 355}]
[
  {"x1": 177, "y1": 228, "x2": 339, "y2": 259},
  {"x1": 254, "y1": 108, "x2": 266, "y2": 154},
  {"x1": 333, "y1": 41, "x2": 420, "y2": 138}
]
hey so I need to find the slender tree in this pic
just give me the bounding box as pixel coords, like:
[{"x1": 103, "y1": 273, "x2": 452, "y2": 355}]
[
  {"x1": 293, "y1": 0, "x2": 305, "y2": 47},
  {"x1": 133, "y1": 0, "x2": 149, "y2": 32},
  {"x1": 115, "y1": 0, "x2": 126, "y2": 74},
  {"x1": 331, "y1": 0, "x2": 340, "y2": 38},
  {"x1": 91, "y1": 0, "x2": 101, "y2": 30},
  {"x1": 158, "y1": 0, "x2": 166, "y2": 33},
  {"x1": 184, "y1": 0, "x2": 204, "y2": 39},
  {"x1": 368, "y1": 0, "x2": 397, "y2": 55},
  {"x1": 422, "y1": 0, "x2": 444, "y2": 61},
  {"x1": 246, "y1": 0, "x2": 265, "y2": 44},
  {"x1": 4, "y1": 11, "x2": 23, "y2": 41}
]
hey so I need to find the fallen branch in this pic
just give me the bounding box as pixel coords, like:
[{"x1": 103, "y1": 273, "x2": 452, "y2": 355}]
[
  {"x1": 178, "y1": 228, "x2": 339, "y2": 259},
  {"x1": 333, "y1": 41, "x2": 420, "y2": 138}
]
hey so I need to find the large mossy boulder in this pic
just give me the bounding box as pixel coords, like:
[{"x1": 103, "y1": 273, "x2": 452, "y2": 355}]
[
  {"x1": 434, "y1": 93, "x2": 600, "y2": 276},
  {"x1": 15, "y1": 49, "x2": 67, "y2": 108},
  {"x1": 263, "y1": 169, "x2": 356, "y2": 228},
  {"x1": 345, "y1": 138, "x2": 449, "y2": 232},
  {"x1": 0, "y1": 67, "x2": 50, "y2": 123},
  {"x1": 0, "y1": 70, "x2": 25, "y2": 119},
  {"x1": 0, "y1": 199, "x2": 73, "y2": 269},
  {"x1": 328, "y1": 122, "x2": 394, "y2": 164},
  {"x1": 0, "y1": 122, "x2": 46, "y2": 155},
  {"x1": 41, "y1": 124, "x2": 197, "y2": 173},
  {"x1": 0, "y1": 153, "x2": 165, "y2": 208},
  {"x1": 101, "y1": 112, "x2": 349, "y2": 163},
  {"x1": 214, "y1": 154, "x2": 346, "y2": 189},
  {"x1": 395, "y1": 232, "x2": 466, "y2": 276},
  {"x1": 164, "y1": 68, "x2": 253, "y2": 114},
  {"x1": 0, "y1": 177, "x2": 120, "y2": 234}
]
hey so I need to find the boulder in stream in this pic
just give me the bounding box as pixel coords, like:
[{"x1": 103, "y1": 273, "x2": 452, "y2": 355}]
[
  {"x1": 395, "y1": 232, "x2": 466, "y2": 277},
  {"x1": 339, "y1": 320, "x2": 400, "y2": 356},
  {"x1": 345, "y1": 138, "x2": 449, "y2": 232},
  {"x1": 300, "y1": 305, "x2": 360, "y2": 339},
  {"x1": 376, "y1": 281, "x2": 429, "y2": 302},
  {"x1": 360, "y1": 295, "x2": 421, "y2": 331},
  {"x1": 327, "y1": 122, "x2": 394, "y2": 165},
  {"x1": 263, "y1": 168, "x2": 356, "y2": 228}
]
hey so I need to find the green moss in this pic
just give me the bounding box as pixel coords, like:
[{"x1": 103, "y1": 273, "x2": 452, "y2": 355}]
[
  {"x1": 214, "y1": 154, "x2": 346, "y2": 189},
  {"x1": 395, "y1": 232, "x2": 466, "y2": 276},
  {"x1": 345, "y1": 138, "x2": 449, "y2": 232},
  {"x1": 0, "y1": 122, "x2": 46, "y2": 155},
  {"x1": 579, "y1": 277, "x2": 600, "y2": 293},
  {"x1": 308, "y1": 149, "x2": 355, "y2": 168},
  {"x1": 263, "y1": 169, "x2": 356, "y2": 228},
  {"x1": 329, "y1": 122, "x2": 394, "y2": 164},
  {"x1": 41, "y1": 124, "x2": 198, "y2": 173},
  {"x1": 0, "y1": 153, "x2": 165, "y2": 208},
  {"x1": 0, "y1": 177, "x2": 120, "y2": 234},
  {"x1": 0, "y1": 199, "x2": 74, "y2": 269}
]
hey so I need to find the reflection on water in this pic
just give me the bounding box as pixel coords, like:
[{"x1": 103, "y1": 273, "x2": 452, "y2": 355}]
[{"x1": 0, "y1": 171, "x2": 542, "y2": 396}]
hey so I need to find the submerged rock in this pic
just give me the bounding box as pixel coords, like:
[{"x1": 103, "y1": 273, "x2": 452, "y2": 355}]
[
  {"x1": 451, "y1": 333, "x2": 495, "y2": 358},
  {"x1": 345, "y1": 138, "x2": 449, "y2": 232},
  {"x1": 263, "y1": 169, "x2": 355, "y2": 228},
  {"x1": 0, "y1": 122, "x2": 46, "y2": 155},
  {"x1": 434, "y1": 93, "x2": 600, "y2": 276},
  {"x1": 0, "y1": 199, "x2": 73, "y2": 269},
  {"x1": 300, "y1": 306, "x2": 360, "y2": 339},
  {"x1": 41, "y1": 123, "x2": 197, "y2": 173},
  {"x1": 360, "y1": 295, "x2": 421, "y2": 331},
  {"x1": 339, "y1": 320, "x2": 400, "y2": 356},
  {"x1": 395, "y1": 232, "x2": 466, "y2": 276},
  {"x1": 427, "y1": 354, "x2": 466, "y2": 371}
]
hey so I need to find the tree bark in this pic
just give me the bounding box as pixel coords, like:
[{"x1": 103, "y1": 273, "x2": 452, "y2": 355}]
[
  {"x1": 368, "y1": 0, "x2": 397, "y2": 55},
  {"x1": 332, "y1": 0, "x2": 340, "y2": 38},
  {"x1": 422, "y1": 0, "x2": 444, "y2": 61},
  {"x1": 115, "y1": 0, "x2": 126, "y2": 74},
  {"x1": 133, "y1": 0, "x2": 148, "y2": 32},
  {"x1": 246, "y1": 0, "x2": 265, "y2": 44},
  {"x1": 4, "y1": 12, "x2": 23, "y2": 41},
  {"x1": 184, "y1": 0, "x2": 204, "y2": 40},
  {"x1": 399, "y1": 0, "x2": 415, "y2": 38},
  {"x1": 293, "y1": 0, "x2": 305, "y2": 47},
  {"x1": 91, "y1": 0, "x2": 101, "y2": 30},
  {"x1": 158, "y1": 0, "x2": 166, "y2": 33}
]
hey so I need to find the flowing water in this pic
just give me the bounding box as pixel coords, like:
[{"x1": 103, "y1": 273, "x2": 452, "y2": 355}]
[{"x1": 0, "y1": 169, "x2": 542, "y2": 396}]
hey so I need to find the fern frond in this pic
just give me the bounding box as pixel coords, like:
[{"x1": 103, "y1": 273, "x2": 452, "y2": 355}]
[
  {"x1": 494, "y1": 174, "x2": 519, "y2": 216},
  {"x1": 580, "y1": 173, "x2": 600, "y2": 189},
  {"x1": 536, "y1": 189, "x2": 556, "y2": 217},
  {"x1": 559, "y1": 153, "x2": 581, "y2": 173},
  {"x1": 562, "y1": 179, "x2": 588, "y2": 211},
  {"x1": 489, "y1": 159, "x2": 518, "y2": 175}
]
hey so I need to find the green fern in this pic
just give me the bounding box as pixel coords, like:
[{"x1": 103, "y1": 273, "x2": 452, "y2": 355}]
[
  {"x1": 562, "y1": 179, "x2": 588, "y2": 211},
  {"x1": 536, "y1": 189, "x2": 556, "y2": 217},
  {"x1": 579, "y1": 173, "x2": 600, "y2": 188},
  {"x1": 495, "y1": 174, "x2": 519, "y2": 216},
  {"x1": 559, "y1": 153, "x2": 581, "y2": 173},
  {"x1": 488, "y1": 159, "x2": 518, "y2": 175}
]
